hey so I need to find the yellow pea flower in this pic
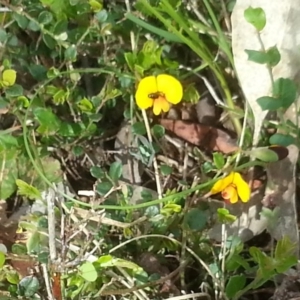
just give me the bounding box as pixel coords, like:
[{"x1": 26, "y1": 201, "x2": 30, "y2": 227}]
[
  {"x1": 135, "y1": 74, "x2": 183, "y2": 115},
  {"x1": 210, "y1": 172, "x2": 250, "y2": 204}
]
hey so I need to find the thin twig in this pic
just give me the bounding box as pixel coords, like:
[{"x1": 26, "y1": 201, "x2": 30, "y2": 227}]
[
  {"x1": 47, "y1": 188, "x2": 57, "y2": 262},
  {"x1": 41, "y1": 263, "x2": 54, "y2": 300},
  {"x1": 142, "y1": 109, "x2": 163, "y2": 199},
  {"x1": 166, "y1": 292, "x2": 211, "y2": 300}
]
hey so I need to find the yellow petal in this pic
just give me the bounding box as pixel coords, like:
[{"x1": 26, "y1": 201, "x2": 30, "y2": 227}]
[
  {"x1": 153, "y1": 97, "x2": 169, "y2": 115},
  {"x1": 154, "y1": 97, "x2": 170, "y2": 115},
  {"x1": 229, "y1": 190, "x2": 238, "y2": 204},
  {"x1": 156, "y1": 74, "x2": 183, "y2": 104},
  {"x1": 135, "y1": 76, "x2": 157, "y2": 109},
  {"x1": 210, "y1": 172, "x2": 235, "y2": 195},
  {"x1": 222, "y1": 185, "x2": 238, "y2": 203},
  {"x1": 232, "y1": 172, "x2": 251, "y2": 202}
]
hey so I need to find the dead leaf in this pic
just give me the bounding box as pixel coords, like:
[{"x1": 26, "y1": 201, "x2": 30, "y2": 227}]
[{"x1": 160, "y1": 119, "x2": 239, "y2": 154}]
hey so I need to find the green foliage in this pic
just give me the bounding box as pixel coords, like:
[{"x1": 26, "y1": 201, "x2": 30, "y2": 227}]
[
  {"x1": 79, "y1": 262, "x2": 98, "y2": 282},
  {"x1": 269, "y1": 133, "x2": 295, "y2": 146},
  {"x1": 18, "y1": 276, "x2": 40, "y2": 298},
  {"x1": 225, "y1": 275, "x2": 246, "y2": 298},
  {"x1": 16, "y1": 180, "x2": 41, "y2": 200},
  {"x1": 257, "y1": 78, "x2": 297, "y2": 111},
  {"x1": 184, "y1": 208, "x2": 207, "y2": 231},
  {"x1": 250, "y1": 147, "x2": 280, "y2": 162},
  {"x1": 245, "y1": 46, "x2": 281, "y2": 66},
  {"x1": 217, "y1": 208, "x2": 237, "y2": 223},
  {"x1": 0, "y1": 1, "x2": 296, "y2": 299},
  {"x1": 213, "y1": 152, "x2": 225, "y2": 170},
  {"x1": 244, "y1": 7, "x2": 266, "y2": 31}
]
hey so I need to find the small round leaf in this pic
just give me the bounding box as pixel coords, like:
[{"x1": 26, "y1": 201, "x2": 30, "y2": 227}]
[{"x1": 79, "y1": 262, "x2": 97, "y2": 282}]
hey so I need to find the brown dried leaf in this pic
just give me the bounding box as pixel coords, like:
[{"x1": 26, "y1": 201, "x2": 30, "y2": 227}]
[{"x1": 159, "y1": 119, "x2": 239, "y2": 154}]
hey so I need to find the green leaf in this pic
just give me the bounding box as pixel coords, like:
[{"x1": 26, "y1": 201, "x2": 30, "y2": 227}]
[
  {"x1": 152, "y1": 124, "x2": 165, "y2": 139},
  {"x1": 161, "y1": 203, "x2": 182, "y2": 216},
  {"x1": 267, "y1": 46, "x2": 281, "y2": 67},
  {"x1": 53, "y1": 89, "x2": 69, "y2": 104},
  {"x1": 184, "y1": 84, "x2": 200, "y2": 103},
  {"x1": 273, "y1": 78, "x2": 297, "y2": 109},
  {"x1": 34, "y1": 107, "x2": 61, "y2": 134},
  {"x1": 5, "y1": 84, "x2": 23, "y2": 97},
  {"x1": 18, "y1": 276, "x2": 40, "y2": 297},
  {"x1": 160, "y1": 164, "x2": 172, "y2": 176},
  {"x1": 257, "y1": 96, "x2": 282, "y2": 111},
  {"x1": 95, "y1": 10, "x2": 108, "y2": 23},
  {"x1": 244, "y1": 7, "x2": 266, "y2": 31},
  {"x1": 38, "y1": 11, "x2": 53, "y2": 25},
  {"x1": 6, "y1": 270, "x2": 19, "y2": 284},
  {"x1": 0, "y1": 134, "x2": 18, "y2": 149},
  {"x1": 225, "y1": 275, "x2": 246, "y2": 298},
  {"x1": 26, "y1": 231, "x2": 42, "y2": 254},
  {"x1": 2, "y1": 69, "x2": 16, "y2": 86},
  {"x1": 184, "y1": 208, "x2": 207, "y2": 231},
  {"x1": 90, "y1": 166, "x2": 105, "y2": 179},
  {"x1": 250, "y1": 147, "x2": 279, "y2": 162},
  {"x1": 13, "y1": 13, "x2": 29, "y2": 29},
  {"x1": 96, "y1": 181, "x2": 113, "y2": 196},
  {"x1": 79, "y1": 262, "x2": 97, "y2": 282},
  {"x1": 77, "y1": 97, "x2": 93, "y2": 112},
  {"x1": 274, "y1": 236, "x2": 297, "y2": 262},
  {"x1": 97, "y1": 254, "x2": 113, "y2": 266},
  {"x1": 213, "y1": 152, "x2": 225, "y2": 169},
  {"x1": 11, "y1": 244, "x2": 27, "y2": 255},
  {"x1": 0, "y1": 156, "x2": 18, "y2": 200},
  {"x1": 16, "y1": 179, "x2": 41, "y2": 200},
  {"x1": 245, "y1": 46, "x2": 280, "y2": 66},
  {"x1": 245, "y1": 50, "x2": 269, "y2": 64},
  {"x1": 226, "y1": 253, "x2": 250, "y2": 272},
  {"x1": 108, "y1": 161, "x2": 123, "y2": 183},
  {"x1": 0, "y1": 29, "x2": 8, "y2": 42},
  {"x1": 36, "y1": 157, "x2": 62, "y2": 184},
  {"x1": 132, "y1": 122, "x2": 146, "y2": 135},
  {"x1": 43, "y1": 34, "x2": 56, "y2": 49},
  {"x1": 47, "y1": 68, "x2": 60, "y2": 79},
  {"x1": 112, "y1": 258, "x2": 141, "y2": 270},
  {"x1": 37, "y1": 251, "x2": 49, "y2": 264},
  {"x1": 0, "y1": 252, "x2": 5, "y2": 268},
  {"x1": 27, "y1": 20, "x2": 40, "y2": 32},
  {"x1": 217, "y1": 208, "x2": 237, "y2": 223},
  {"x1": 125, "y1": 13, "x2": 183, "y2": 43},
  {"x1": 64, "y1": 45, "x2": 77, "y2": 61},
  {"x1": 124, "y1": 52, "x2": 136, "y2": 71},
  {"x1": 89, "y1": 0, "x2": 103, "y2": 12},
  {"x1": 269, "y1": 133, "x2": 295, "y2": 147},
  {"x1": 249, "y1": 246, "x2": 267, "y2": 264},
  {"x1": 97, "y1": 255, "x2": 141, "y2": 270},
  {"x1": 28, "y1": 64, "x2": 47, "y2": 81}
]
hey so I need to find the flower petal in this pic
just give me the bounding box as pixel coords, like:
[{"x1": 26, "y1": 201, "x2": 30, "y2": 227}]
[
  {"x1": 159, "y1": 97, "x2": 170, "y2": 112},
  {"x1": 135, "y1": 76, "x2": 157, "y2": 109},
  {"x1": 210, "y1": 172, "x2": 235, "y2": 195},
  {"x1": 153, "y1": 97, "x2": 170, "y2": 115},
  {"x1": 222, "y1": 185, "x2": 238, "y2": 203},
  {"x1": 229, "y1": 190, "x2": 238, "y2": 204},
  {"x1": 156, "y1": 74, "x2": 183, "y2": 104},
  {"x1": 232, "y1": 172, "x2": 251, "y2": 202}
]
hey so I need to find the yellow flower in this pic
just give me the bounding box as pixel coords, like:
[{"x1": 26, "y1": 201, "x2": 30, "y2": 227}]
[
  {"x1": 135, "y1": 74, "x2": 183, "y2": 115},
  {"x1": 210, "y1": 172, "x2": 250, "y2": 204}
]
